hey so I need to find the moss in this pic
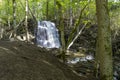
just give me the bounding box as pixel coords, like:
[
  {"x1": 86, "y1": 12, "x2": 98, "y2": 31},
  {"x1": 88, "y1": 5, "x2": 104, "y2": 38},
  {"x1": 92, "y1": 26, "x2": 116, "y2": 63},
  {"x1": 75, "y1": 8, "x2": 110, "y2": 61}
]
[{"x1": 101, "y1": 75, "x2": 113, "y2": 80}]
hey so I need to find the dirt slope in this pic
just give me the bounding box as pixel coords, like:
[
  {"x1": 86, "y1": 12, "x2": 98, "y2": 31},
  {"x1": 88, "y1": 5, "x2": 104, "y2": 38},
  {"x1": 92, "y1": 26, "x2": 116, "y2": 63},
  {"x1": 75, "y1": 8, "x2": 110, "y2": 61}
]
[{"x1": 0, "y1": 41, "x2": 91, "y2": 80}]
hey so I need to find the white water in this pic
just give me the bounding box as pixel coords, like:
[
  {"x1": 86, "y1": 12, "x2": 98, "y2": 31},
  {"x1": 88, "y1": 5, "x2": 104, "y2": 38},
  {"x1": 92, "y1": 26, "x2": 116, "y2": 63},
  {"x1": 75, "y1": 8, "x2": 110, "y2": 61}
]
[
  {"x1": 67, "y1": 55, "x2": 94, "y2": 64},
  {"x1": 35, "y1": 21, "x2": 61, "y2": 48}
]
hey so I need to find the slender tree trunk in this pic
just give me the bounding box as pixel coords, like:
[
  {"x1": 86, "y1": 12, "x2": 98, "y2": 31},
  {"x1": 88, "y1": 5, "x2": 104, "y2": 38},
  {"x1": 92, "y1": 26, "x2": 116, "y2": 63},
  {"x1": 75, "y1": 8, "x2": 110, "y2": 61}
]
[
  {"x1": 95, "y1": 0, "x2": 113, "y2": 80},
  {"x1": 25, "y1": 0, "x2": 29, "y2": 42},
  {"x1": 60, "y1": 18, "x2": 66, "y2": 62},
  {"x1": 56, "y1": 1, "x2": 66, "y2": 62},
  {"x1": 46, "y1": 0, "x2": 49, "y2": 20},
  {"x1": 69, "y1": 0, "x2": 73, "y2": 27},
  {"x1": 54, "y1": 0, "x2": 58, "y2": 26},
  {"x1": 54, "y1": 0, "x2": 56, "y2": 20},
  {"x1": 7, "y1": 0, "x2": 11, "y2": 29},
  {"x1": 0, "y1": 23, "x2": 4, "y2": 39},
  {"x1": 12, "y1": 0, "x2": 16, "y2": 37}
]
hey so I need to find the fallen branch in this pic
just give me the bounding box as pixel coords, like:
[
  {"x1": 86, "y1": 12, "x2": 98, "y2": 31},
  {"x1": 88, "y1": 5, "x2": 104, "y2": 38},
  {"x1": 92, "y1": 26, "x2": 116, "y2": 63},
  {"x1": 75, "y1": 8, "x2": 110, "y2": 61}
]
[
  {"x1": 66, "y1": 1, "x2": 90, "y2": 48},
  {"x1": 67, "y1": 23, "x2": 87, "y2": 50}
]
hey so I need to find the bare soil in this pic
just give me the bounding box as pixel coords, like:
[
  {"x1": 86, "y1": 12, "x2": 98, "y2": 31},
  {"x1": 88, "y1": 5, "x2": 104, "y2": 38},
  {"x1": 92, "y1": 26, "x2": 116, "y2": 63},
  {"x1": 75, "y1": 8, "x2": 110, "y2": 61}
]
[{"x1": 0, "y1": 41, "x2": 96, "y2": 80}]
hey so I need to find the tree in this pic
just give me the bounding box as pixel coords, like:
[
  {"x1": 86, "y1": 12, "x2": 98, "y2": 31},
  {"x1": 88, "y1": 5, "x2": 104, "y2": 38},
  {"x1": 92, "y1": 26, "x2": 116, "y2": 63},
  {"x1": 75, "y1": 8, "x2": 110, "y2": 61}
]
[
  {"x1": 12, "y1": 0, "x2": 16, "y2": 37},
  {"x1": 25, "y1": 0, "x2": 29, "y2": 42},
  {"x1": 54, "y1": 0, "x2": 57, "y2": 20},
  {"x1": 95, "y1": 0, "x2": 113, "y2": 80},
  {"x1": 66, "y1": 1, "x2": 90, "y2": 50},
  {"x1": 56, "y1": 0, "x2": 66, "y2": 62},
  {"x1": 46, "y1": 0, "x2": 49, "y2": 20},
  {"x1": 69, "y1": 0, "x2": 73, "y2": 27},
  {"x1": 7, "y1": 0, "x2": 11, "y2": 29}
]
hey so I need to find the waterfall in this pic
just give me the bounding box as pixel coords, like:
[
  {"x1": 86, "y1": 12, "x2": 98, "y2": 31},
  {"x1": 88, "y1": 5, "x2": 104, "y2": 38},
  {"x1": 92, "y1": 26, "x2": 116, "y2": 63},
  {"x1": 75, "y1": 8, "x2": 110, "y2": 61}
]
[{"x1": 35, "y1": 21, "x2": 61, "y2": 48}]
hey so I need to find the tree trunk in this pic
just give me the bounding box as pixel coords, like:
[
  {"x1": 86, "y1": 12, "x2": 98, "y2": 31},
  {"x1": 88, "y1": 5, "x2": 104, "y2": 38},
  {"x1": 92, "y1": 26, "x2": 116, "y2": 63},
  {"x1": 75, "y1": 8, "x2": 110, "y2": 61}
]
[
  {"x1": 12, "y1": 0, "x2": 16, "y2": 37},
  {"x1": 56, "y1": 1, "x2": 66, "y2": 62},
  {"x1": 95, "y1": 0, "x2": 113, "y2": 80},
  {"x1": 69, "y1": 0, "x2": 73, "y2": 27},
  {"x1": 7, "y1": 0, "x2": 11, "y2": 29},
  {"x1": 25, "y1": 0, "x2": 29, "y2": 42},
  {"x1": 54, "y1": 0, "x2": 58, "y2": 26},
  {"x1": 54, "y1": 0, "x2": 56, "y2": 20},
  {"x1": 46, "y1": 0, "x2": 49, "y2": 20}
]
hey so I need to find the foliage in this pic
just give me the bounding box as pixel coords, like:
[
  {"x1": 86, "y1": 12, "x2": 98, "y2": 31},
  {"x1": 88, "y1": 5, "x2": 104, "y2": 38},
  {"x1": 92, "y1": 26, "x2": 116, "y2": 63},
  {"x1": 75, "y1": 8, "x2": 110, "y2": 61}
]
[
  {"x1": 109, "y1": 2, "x2": 120, "y2": 32},
  {"x1": 0, "y1": 0, "x2": 120, "y2": 53}
]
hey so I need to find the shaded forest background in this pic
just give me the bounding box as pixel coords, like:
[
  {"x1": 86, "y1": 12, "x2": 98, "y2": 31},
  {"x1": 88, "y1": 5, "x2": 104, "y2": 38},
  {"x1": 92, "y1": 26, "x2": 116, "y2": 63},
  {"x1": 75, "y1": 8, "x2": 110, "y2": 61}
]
[
  {"x1": 0, "y1": 0, "x2": 120, "y2": 55},
  {"x1": 0, "y1": 0, "x2": 120, "y2": 80}
]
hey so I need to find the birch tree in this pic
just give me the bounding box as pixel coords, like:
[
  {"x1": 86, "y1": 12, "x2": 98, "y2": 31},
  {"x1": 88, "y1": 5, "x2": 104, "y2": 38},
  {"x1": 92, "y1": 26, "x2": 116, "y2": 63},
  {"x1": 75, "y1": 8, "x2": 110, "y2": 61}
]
[{"x1": 25, "y1": 0, "x2": 29, "y2": 42}]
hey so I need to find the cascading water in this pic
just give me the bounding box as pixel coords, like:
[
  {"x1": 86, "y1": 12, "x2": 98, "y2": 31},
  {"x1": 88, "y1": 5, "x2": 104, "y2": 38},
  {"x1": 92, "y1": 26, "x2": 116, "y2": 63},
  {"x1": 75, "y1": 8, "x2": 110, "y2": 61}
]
[{"x1": 35, "y1": 21, "x2": 61, "y2": 48}]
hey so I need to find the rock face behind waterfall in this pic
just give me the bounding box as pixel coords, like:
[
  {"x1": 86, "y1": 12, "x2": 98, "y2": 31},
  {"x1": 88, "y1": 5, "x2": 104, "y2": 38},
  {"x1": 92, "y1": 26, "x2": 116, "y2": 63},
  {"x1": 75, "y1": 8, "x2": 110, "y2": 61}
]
[
  {"x1": 0, "y1": 41, "x2": 92, "y2": 80},
  {"x1": 35, "y1": 21, "x2": 61, "y2": 48}
]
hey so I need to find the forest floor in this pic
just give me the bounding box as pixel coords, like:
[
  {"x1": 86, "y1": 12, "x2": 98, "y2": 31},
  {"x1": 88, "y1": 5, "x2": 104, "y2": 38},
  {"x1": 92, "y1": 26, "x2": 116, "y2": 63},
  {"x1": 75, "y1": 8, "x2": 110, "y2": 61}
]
[
  {"x1": 0, "y1": 23, "x2": 120, "y2": 80},
  {"x1": 0, "y1": 40, "x2": 119, "y2": 80},
  {"x1": 0, "y1": 40, "x2": 97, "y2": 80}
]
